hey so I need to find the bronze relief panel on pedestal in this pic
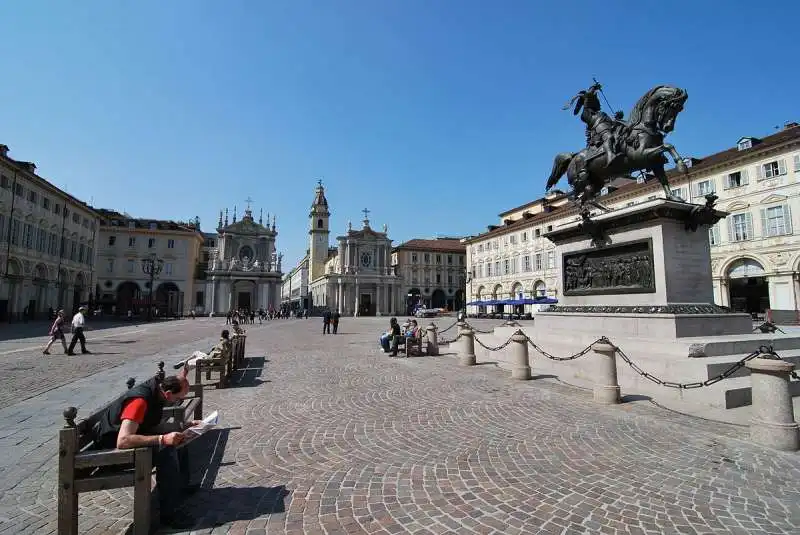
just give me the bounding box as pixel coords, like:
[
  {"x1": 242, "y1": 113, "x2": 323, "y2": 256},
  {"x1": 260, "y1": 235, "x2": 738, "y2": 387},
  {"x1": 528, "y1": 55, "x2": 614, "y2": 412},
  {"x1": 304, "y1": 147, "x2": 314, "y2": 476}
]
[{"x1": 563, "y1": 238, "x2": 656, "y2": 296}]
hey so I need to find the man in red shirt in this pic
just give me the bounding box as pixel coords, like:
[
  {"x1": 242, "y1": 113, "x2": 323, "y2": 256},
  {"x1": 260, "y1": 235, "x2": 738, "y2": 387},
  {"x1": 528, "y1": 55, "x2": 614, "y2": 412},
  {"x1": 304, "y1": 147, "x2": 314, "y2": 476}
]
[{"x1": 96, "y1": 365, "x2": 202, "y2": 529}]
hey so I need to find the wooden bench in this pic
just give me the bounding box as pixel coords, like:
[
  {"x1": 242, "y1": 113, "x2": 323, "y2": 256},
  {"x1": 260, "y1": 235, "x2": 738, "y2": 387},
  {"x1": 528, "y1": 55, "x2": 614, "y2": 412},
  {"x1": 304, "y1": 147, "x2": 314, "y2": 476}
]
[
  {"x1": 405, "y1": 329, "x2": 425, "y2": 357},
  {"x1": 58, "y1": 366, "x2": 204, "y2": 535}
]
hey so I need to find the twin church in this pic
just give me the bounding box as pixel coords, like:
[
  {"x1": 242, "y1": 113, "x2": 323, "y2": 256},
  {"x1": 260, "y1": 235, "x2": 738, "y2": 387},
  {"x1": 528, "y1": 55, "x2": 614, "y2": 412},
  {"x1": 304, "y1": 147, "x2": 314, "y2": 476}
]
[{"x1": 306, "y1": 182, "x2": 403, "y2": 316}]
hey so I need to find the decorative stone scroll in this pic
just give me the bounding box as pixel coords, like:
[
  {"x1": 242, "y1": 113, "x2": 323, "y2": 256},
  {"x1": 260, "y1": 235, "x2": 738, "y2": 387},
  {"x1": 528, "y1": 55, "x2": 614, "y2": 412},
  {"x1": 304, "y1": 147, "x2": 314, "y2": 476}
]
[{"x1": 563, "y1": 238, "x2": 655, "y2": 297}]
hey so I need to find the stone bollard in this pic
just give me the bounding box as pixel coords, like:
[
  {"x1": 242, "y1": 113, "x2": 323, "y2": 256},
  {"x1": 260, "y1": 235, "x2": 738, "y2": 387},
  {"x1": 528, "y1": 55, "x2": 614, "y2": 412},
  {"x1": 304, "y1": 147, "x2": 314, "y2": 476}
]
[
  {"x1": 459, "y1": 328, "x2": 476, "y2": 366},
  {"x1": 510, "y1": 330, "x2": 531, "y2": 380},
  {"x1": 592, "y1": 339, "x2": 621, "y2": 404},
  {"x1": 426, "y1": 323, "x2": 439, "y2": 356},
  {"x1": 745, "y1": 357, "x2": 799, "y2": 451}
]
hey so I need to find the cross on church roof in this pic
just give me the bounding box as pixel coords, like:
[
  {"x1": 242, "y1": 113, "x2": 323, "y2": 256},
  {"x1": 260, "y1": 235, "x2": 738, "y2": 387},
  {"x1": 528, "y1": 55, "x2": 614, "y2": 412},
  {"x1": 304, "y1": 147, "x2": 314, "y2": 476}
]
[
  {"x1": 317, "y1": 179, "x2": 323, "y2": 187},
  {"x1": 244, "y1": 196, "x2": 254, "y2": 210},
  {"x1": 362, "y1": 208, "x2": 370, "y2": 220}
]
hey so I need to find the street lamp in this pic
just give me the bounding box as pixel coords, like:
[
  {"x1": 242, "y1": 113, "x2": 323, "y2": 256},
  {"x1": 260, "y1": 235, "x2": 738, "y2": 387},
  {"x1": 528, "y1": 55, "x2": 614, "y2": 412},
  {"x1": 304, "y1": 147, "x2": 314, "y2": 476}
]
[{"x1": 141, "y1": 253, "x2": 164, "y2": 321}]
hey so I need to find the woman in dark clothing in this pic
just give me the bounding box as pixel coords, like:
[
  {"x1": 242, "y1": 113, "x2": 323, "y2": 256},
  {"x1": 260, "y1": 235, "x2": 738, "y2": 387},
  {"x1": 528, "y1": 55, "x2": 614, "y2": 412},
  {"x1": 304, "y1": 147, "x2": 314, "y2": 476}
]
[{"x1": 380, "y1": 317, "x2": 402, "y2": 355}]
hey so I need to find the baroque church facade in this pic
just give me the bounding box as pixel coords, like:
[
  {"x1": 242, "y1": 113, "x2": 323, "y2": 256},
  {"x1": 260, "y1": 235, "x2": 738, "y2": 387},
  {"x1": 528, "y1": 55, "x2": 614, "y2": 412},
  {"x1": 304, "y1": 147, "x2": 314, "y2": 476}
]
[
  {"x1": 201, "y1": 204, "x2": 283, "y2": 315},
  {"x1": 307, "y1": 183, "x2": 402, "y2": 316}
]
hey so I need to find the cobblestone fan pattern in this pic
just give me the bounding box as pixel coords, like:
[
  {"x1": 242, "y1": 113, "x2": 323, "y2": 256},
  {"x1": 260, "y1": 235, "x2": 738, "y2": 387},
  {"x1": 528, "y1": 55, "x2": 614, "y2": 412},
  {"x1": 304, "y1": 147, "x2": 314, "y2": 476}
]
[{"x1": 1, "y1": 317, "x2": 800, "y2": 534}]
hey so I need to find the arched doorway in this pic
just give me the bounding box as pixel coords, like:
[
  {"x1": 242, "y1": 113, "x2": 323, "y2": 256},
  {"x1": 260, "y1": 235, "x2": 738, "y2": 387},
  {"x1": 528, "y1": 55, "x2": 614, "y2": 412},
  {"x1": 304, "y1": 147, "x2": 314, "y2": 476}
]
[
  {"x1": 156, "y1": 282, "x2": 181, "y2": 317},
  {"x1": 117, "y1": 281, "x2": 142, "y2": 315},
  {"x1": 32, "y1": 264, "x2": 49, "y2": 319},
  {"x1": 2, "y1": 258, "x2": 23, "y2": 321},
  {"x1": 492, "y1": 284, "x2": 504, "y2": 315},
  {"x1": 727, "y1": 258, "x2": 769, "y2": 315},
  {"x1": 431, "y1": 289, "x2": 447, "y2": 309},
  {"x1": 73, "y1": 273, "x2": 86, "y2": 313},
  {"x1": 533, "y1": 280, "x2": 547, "y2": 298},
  {"x1": 510, "y1": 282, "x2": 524, "y2": 316},
  {"x1": 454, "y1": 289, "x2": 464, "y2": 311},
  {"x1": 407, "y1": 288, "x2": 421, "y2": 315}
]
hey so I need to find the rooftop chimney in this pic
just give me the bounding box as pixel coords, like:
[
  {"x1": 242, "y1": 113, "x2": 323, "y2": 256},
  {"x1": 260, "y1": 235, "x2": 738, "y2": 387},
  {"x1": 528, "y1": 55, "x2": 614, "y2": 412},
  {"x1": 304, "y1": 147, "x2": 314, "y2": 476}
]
[{"x1": 0, "y1": 145, "x2": 8, "y2": 157}]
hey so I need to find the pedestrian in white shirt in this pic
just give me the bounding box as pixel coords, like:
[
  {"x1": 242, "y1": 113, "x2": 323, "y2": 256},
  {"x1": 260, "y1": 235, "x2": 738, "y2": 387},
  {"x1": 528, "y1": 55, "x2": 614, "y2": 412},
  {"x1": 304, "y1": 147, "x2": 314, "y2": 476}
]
[{"x1": 67, "y1": 306, "x2": 90, "y2": 355}]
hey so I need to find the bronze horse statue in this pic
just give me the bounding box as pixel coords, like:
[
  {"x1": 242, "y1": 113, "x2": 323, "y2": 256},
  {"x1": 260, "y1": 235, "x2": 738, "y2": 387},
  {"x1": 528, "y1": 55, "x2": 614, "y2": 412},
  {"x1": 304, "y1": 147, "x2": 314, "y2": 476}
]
[{"x1": 545, "y1": 85, "x2": 689, "y2": 209}]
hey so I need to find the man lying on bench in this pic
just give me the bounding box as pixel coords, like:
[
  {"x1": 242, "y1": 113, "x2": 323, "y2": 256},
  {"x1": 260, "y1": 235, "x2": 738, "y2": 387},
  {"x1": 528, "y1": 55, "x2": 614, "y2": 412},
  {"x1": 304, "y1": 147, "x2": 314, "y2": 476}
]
[
  {"x1": 174, "y1": 329, "x2": 232, "y2": 370},
  {"x1": 92, "y1": 365, "x2": 201, "y2": 529}
]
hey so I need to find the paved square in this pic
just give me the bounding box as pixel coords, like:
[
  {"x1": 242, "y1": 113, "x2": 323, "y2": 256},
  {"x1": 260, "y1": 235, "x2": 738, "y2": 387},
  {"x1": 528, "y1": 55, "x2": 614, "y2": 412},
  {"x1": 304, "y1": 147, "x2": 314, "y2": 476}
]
[{"x1": 0, "y1": 317, "x2": 799, "y2": 534}]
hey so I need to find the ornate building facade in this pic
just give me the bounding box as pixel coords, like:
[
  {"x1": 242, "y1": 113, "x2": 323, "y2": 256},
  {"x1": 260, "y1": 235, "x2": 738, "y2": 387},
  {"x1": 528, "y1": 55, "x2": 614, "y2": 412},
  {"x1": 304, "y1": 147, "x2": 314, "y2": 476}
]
[
  {"x1": 391, "y1": 238, "x2": 467, "y2": 314},
  {"x1": 202, "y1": 204, "x2": 283, "y2": 315},
  {"x1": 0, "y1": 145, "x2": 99, "y2": 320},
  {"x1": 466, "y1": 122, "x2": 800, "y2": 316},
  {"x1": 306, "y1": 183, "x2": 402, "y2": 315}
]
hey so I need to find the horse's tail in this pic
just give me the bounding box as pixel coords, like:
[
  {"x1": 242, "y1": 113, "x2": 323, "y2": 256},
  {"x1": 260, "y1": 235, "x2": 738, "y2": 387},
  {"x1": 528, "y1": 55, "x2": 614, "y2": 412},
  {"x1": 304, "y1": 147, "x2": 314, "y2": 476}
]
[{"x1": 546, "y1": 152, "x2": 573, "y2": 190}]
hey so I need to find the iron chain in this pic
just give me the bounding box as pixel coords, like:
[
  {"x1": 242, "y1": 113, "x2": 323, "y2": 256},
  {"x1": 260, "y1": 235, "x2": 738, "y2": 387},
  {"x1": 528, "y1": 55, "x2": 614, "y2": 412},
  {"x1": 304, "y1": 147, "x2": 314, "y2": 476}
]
[
  {"x1": 473, "y1": 334, "x2": 514, "y2": 352},
  {"x1": 523, "y1": 334, "x2": 600, "y2": 361},
  {"x1": 437, "y1": 320, "x2": 459, "y2": 335},
  {"x1": 438, "y1": 332, "x2": 464, "y2": 345}
]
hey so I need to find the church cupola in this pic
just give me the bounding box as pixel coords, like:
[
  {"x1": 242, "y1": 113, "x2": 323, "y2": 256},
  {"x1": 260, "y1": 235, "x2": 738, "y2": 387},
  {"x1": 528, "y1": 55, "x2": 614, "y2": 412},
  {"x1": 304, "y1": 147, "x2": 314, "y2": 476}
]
[{"x1": 312, "y1": 180, "x2": 328, "y2": 209}]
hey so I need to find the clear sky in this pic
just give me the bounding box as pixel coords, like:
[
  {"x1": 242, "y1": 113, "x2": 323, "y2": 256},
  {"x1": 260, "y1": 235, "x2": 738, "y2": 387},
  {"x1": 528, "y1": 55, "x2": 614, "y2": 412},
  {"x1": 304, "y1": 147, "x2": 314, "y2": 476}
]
[{"x1": 1, "y1": 1, "x2": 798, "y2": 266}]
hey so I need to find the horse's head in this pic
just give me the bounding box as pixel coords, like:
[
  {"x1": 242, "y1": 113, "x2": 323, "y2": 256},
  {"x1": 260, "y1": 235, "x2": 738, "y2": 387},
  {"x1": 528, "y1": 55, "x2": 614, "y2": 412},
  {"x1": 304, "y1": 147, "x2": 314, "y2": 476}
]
[{"x1": 629, "y1": 86, "x2": 688, "y2": 133}]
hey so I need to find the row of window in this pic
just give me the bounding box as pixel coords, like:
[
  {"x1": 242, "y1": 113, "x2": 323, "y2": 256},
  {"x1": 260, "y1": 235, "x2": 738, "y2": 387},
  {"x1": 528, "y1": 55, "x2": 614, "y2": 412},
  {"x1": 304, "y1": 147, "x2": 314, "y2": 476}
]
[
  {"x1": 473, "y1": 251, "x2": 556, "y2": 278},
  {"x1": 710, "y1": 204, "x2": 793, "y2": 244},
  {"x1": 686, "y1": 157, "x2": 800, "y2": 199},
  {"x1": 106, "y1": 258, "x2": 175, "y2": 276},
  {"x1": 472, "y1": 225, "x2": 555, "y2": 256},
  {"x1": 408, "y1": 252, "x2": 465, "y2": 265},
  {"x1": 107, "y1": 235, "x2": 176, "y2": 249},
  {"x1": 0, "y1": 174, "x2": 95, "y2": 230},
  {"x1": 0, "y1": 214, "x2": 94, "y2": 265},
  {"x1": 409, "y1": 271, "x2": 466, "y2": 285}
]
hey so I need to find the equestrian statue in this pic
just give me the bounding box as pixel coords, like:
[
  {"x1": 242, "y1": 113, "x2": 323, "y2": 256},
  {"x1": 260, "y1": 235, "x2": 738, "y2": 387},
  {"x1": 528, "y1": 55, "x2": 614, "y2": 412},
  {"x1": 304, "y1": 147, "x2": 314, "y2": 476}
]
[{"x1": 545, "y1": 82, "x2": 689, "y2": 211}]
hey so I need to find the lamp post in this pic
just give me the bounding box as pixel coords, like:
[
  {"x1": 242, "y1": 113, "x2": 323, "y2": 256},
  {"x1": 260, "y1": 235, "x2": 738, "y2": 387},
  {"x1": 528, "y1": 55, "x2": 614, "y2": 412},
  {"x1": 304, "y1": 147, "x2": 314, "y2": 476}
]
[
  {"x1": 141, "y1": 253, "x2": 164, "y2": 322},
  {"x1": 462, "y1": 269, "x2": 472, "y2": 321}
]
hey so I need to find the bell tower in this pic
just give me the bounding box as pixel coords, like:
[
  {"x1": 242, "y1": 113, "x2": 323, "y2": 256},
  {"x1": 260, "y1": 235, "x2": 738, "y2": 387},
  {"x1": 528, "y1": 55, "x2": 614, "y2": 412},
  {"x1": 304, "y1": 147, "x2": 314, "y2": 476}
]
[{"x1": 309, "y1": 180, "x2": 330, "y2": 281}]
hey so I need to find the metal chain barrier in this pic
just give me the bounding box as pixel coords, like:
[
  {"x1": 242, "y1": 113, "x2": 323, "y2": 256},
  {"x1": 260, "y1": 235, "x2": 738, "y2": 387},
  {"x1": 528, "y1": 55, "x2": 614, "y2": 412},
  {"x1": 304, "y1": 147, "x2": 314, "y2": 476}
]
[
  {"x1": 464, "y1": 321, "x2": 506, "y2": 334},
  {"x1": 614, "y1": 345, "x2": 773, "y2": 389},
  {"x1": 437, "y1": 320, "x2": 459, "y2": 335},
  {"x1": 473, "y1": 333, "x2": 514, "y2": 352},
  {"x1": 524, "y1": 335, "x2": 602, "y2": 361},
  {"x1": 438, "y1": 332, "x2": 464, "y2": 345}
]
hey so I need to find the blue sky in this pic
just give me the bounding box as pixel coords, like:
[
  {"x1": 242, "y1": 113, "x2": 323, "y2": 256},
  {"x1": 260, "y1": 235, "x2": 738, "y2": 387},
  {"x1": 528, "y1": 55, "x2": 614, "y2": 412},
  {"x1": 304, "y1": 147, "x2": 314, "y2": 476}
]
[{"x1": 1, "y1": 1, "x2": 798, "y2": 265}]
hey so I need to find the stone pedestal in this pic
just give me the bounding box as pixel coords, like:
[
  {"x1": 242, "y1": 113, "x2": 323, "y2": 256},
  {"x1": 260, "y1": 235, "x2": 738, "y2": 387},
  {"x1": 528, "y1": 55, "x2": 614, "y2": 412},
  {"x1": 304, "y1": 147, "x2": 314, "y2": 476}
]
[
  {"x1": 745, "y1": 357, "x2": 799, "y2": 451},
  {"x1": 538, "y1": 198, "x2": 750, "y2": 339},
  {"x1": 510, "y1": 331, "x2": 531, "y2": 380},
  {"x1": 459, "y1": 329, "x2": 476, "y2": 366},
  {"x1": 592, "y1": 339, "x2": 621, "y2": 404},
  {"x1": 426, "y1": 323, "x2": 439, "y2": 356}
]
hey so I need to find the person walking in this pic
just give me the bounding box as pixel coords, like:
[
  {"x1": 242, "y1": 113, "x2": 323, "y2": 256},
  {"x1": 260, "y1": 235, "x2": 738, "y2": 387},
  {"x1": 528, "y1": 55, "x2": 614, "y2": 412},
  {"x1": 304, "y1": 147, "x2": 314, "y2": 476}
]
[
  {"x1": 332, "y1": 310, "x2": 340, "y2": 334},
  {"x1": 322, "y1": 309, "x2": 331, "y2": 334},
  {"x1": 43, "y1": 309, "x2": 68, "y2": 355},
  {"x1": 67, "y1": 306, "x2": 90, "y2": 355}
]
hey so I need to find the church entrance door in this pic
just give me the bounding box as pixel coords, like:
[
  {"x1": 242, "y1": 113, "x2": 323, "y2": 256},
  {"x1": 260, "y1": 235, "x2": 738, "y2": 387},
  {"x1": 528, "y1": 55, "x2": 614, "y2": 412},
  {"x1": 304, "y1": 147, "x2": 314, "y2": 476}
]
[
  {"x1": 238, "y1": 292, "x2": 251, "y2": 311},
  {"x1": 359, "y1": 294, "x2": 373, "y2": 316}
]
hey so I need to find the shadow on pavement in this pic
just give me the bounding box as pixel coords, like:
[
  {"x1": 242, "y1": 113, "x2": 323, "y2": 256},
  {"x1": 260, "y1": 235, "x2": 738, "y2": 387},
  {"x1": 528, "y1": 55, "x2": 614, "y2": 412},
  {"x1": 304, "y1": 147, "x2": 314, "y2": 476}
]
[
  {"x1": 186, "y1": 485, "x2": 290, "y2": 529},
  {"x1": 0, "y1": 318, "x2": 187, "y2": 342},
  {"x1": 231, "y1": 356, "x2": 269, "y2": 388}
]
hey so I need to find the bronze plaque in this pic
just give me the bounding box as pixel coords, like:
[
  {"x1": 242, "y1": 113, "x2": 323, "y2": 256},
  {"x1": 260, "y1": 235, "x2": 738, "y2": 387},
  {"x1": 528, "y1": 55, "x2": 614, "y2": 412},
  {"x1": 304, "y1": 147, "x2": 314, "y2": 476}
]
[{"x1": 563, "y1": 238, "x2": 655, "y2": 296}]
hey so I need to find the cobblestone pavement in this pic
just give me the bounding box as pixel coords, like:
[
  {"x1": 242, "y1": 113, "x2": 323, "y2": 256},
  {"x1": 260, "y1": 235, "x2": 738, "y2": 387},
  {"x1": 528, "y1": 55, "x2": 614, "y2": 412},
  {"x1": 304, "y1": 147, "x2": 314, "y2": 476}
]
[{"x1": 1, "y1": 316, "x2": 800, "y2": 535}]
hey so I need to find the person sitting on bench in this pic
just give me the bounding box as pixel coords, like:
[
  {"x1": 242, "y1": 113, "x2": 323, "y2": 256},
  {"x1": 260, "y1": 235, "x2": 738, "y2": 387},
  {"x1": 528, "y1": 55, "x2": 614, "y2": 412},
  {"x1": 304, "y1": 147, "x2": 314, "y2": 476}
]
[
  {"x1": 231, "y1": 320, "x2": 245, "y2": 337},
  {"x1": 174, "y1": 329, "x2": 232, "y2": 370},
  {"x1": 405, "y1": 319, "x2": 420, "y2": 339},
  {"x1": 380, "y1": 318, "x2": 402, "y2": 356},
  {"x1": 92, "y1": 366, "x2": 201, "y2": 530}
]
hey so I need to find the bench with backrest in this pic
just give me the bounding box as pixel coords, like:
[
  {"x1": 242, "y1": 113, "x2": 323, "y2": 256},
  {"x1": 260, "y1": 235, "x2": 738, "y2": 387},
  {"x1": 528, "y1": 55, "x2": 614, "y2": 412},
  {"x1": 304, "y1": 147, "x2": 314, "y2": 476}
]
[
  {"x1": 231, "y1": 334, "x2": 246, "y2": 370},
  {"x1": 58, "y1": 367, "x2": 203, "y2": 535},
  {"x1": 405, "y1": 328, "x2": 425, "y2": 357}
]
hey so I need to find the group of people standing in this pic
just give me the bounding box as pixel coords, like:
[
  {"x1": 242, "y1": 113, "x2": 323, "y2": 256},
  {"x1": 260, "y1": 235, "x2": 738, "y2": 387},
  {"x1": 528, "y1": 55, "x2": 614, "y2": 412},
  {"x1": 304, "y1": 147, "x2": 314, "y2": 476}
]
[
  {"x1": 43, "y1": 306, "x2": 91, "y2": 355},
  {"x1": 321, "y1": 309, "x2": 341, "y2": 334}
]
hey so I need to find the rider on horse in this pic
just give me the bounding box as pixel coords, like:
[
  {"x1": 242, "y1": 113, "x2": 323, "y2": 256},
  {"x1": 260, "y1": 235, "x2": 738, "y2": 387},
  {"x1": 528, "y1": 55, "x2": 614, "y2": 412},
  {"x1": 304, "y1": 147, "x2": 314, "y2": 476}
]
[{"x1": 565, "y1": 82, "x2": 624, "y2": 168}]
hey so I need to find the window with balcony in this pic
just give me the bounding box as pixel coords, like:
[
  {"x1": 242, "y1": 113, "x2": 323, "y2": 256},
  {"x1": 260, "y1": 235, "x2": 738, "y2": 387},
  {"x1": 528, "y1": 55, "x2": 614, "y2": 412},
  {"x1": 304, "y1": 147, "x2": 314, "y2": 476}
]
[
  {"x1": 127, "y1": 259, "x2": 135, "y2": 273},
  {"x1": 108, "y1": 236, "x2": 116, "y2": 246},
  {"x1": 128, "y1": 237, "x2": 136, "y2": 247},
  {"x1": 167, "y1": 239, "x2": 175, "y2": 249},
  {"x1": 107, "y1": 259, "x2": 114, "y2": 273},
  {"x1": 761, "y1": 204, "x2": 792, "y2": 237},
  {"x1": 535, "y1": 253, "x2": 542, "y2": 271},
  {"x1": 759, "y1": 160, "x2": 787, "y2": 180},
  {"x1": 728, "y1": 212, "x2": 753, "y2": 242},
  {"x1": 725, "y1": 170, "x2": 749, "y2": 189}
]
